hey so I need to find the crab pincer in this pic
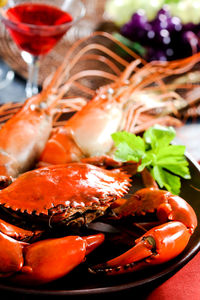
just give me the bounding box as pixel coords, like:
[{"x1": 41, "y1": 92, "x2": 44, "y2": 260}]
[
  {"x1": 89, "y1": 188, "x2": 197, "y2": 275},
  {"x1": 0, "y1": 232, "x2": 104, "y2": 285}
]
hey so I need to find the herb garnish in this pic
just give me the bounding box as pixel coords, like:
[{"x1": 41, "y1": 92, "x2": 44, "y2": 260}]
[{"x1": 112, "y1": 125, "x2": 190, "y2": 195}]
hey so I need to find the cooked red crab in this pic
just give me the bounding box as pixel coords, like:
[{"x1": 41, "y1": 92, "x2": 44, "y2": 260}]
[
  {"x1": 0, "y1": 162, "x2": 130, "y2": 285},
  {"x1": 0, "y1": 162, "x2": 197, "y2": 285}
]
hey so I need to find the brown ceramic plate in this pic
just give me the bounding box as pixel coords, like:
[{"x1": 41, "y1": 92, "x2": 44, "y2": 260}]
[{"x1": 0, "y1": 153, "x2": 199, "y2": 296}]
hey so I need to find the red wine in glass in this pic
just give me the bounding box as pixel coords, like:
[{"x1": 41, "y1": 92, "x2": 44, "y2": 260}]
[
  {"x1": 6, "y1": 3, "x2": 73, "y2": 55},
  {"x1": 1, "y1": 0, "x2": 85, "y2": 97}
]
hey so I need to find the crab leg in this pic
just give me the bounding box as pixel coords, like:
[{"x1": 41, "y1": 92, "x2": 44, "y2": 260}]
[
  {"x1": 0, "y1": 233, "x2": 104, "y2": 285},
  {"x1": 89, "y1": 188, "x2": 197, "y2": 275},
  {"x1": 0, "y1": 218, "x2": 42, "y2": 241}
]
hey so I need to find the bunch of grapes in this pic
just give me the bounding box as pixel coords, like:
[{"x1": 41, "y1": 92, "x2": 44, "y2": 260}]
[{"x1": 121, "y1": 7, "x2": 200, "y2": 61}]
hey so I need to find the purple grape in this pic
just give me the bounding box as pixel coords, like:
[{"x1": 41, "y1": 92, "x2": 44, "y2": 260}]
[
  {"x1": 120, "y1": 6, "x2": 200, "y2": 62},
  {"x1": 158, "y1": 7, "x2": 171, "y2": 17},
  {"x1": 169, "y1": 16, "x2": 182, "y2": 32},
  {"x1": 156, "y1": 7, "x2": 182, "y2": 31},
  {"x1": 150, "y1": 8, "x2": 169, "y2": 33},
  {"x1": 121, "y1": 10, "x2": 151, "y2": 43},
  {"x1": 149, "y1": 7, "x2": 182, "y2": 46}
]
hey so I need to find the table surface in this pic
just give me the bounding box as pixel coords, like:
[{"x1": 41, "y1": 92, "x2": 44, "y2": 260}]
[
  {"x1": 0, "y1": 58, "x2": 199, "y2": 300},
  {"x1": 0, "y1": 59, "x2": 26, "y2": 103}
]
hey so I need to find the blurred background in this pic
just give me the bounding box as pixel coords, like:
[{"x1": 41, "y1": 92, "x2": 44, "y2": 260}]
[
  {"x1": 2, "y1": 0, "x2": 200, "y2": 88},
  {"x1": 0, "y1": 0, "x2": 200, "y2": 161},
  {"x1": 2, "y1": 0, "x2": 200, "y2": 86}
]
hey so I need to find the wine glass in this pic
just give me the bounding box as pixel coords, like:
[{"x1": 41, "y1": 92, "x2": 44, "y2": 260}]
[
  {"x1": 0, "y1": 0, "x2": 85, "y2": 98},
  {"x1": 0, "y1": 0, "x2": 15, "y2": 91}
]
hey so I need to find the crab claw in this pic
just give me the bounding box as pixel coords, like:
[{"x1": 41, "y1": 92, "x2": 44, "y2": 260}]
[
  {"x1": 114, "y1": 188, "x2": 197, "y2": 234},
  {"x1": 83, "y1": 233, "x2": 105, "y2": 255},
  {"x1": 90, "y1": 188, "x2": 197, "y2": 275},
  {"x1": 11, "y1": 236, "x2": 87, "y2": 285},
  {"x1": 0, "y1": 232, "x2": 26, "y2": 277},
  {"x1": 89, "y1": 221, "x2": 191, "y2": 275},
  {"x1": 10, "y1": 233, "x2": 104, "y2": 285}
]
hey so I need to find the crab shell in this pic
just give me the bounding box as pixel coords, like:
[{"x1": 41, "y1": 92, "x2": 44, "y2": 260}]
[{"x1": 0, "y1": 163, "x2": 130, "y2": 227}]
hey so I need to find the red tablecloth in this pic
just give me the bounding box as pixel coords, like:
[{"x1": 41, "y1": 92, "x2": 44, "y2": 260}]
[{"x1": 147, "y1": 251, "x2": 200, "y2": 299}]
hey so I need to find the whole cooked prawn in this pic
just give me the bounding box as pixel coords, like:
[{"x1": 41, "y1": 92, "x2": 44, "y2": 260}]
[
  {"x1": 0, "y1": 47, "x2": 88, "y2": 180},
  {"x1": 38, "y1": 33, "x2": 200, "y2": 166}
]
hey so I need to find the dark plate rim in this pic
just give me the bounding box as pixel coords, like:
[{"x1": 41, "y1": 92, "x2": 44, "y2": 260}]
[{"x1": 0, "y1": 152, "x2": 199, "y2": 296}]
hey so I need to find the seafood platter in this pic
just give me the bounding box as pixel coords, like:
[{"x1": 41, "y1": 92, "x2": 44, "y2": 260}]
[{"x1": 0, "y1": 32, "x2": 199, "y2": 295}]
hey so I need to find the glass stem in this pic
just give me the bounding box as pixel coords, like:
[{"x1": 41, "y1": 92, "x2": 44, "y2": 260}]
[{"x1": 25, "y1": 55, "x2": 40, "y2": 98}]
